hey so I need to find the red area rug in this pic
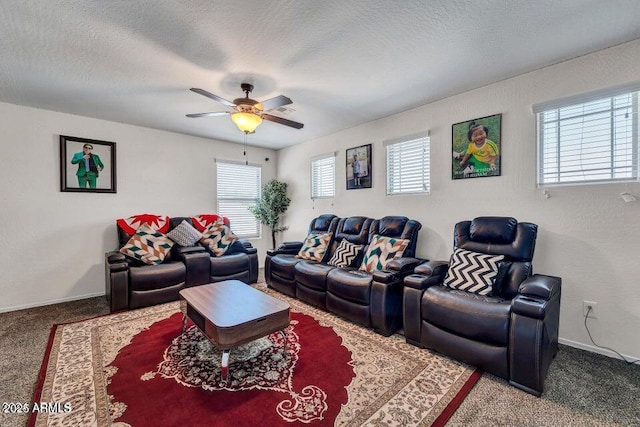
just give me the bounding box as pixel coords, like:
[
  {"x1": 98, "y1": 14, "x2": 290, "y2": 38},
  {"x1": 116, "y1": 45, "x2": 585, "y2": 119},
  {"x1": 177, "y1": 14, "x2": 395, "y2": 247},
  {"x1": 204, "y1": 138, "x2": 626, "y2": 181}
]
[
  {"x1": 108, "y1": 311, "x2": 353, "y2": 425},
  {"x1": 30, "y1": 284, "x2": 480, "y2": 426}
]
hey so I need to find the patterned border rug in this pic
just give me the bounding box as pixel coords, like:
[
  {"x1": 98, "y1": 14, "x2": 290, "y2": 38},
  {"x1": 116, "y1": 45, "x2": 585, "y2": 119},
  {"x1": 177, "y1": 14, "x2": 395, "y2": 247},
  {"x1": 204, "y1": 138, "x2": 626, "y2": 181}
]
[{"x1": 29, "y1": 284, "x2": 480, "y2": 426}]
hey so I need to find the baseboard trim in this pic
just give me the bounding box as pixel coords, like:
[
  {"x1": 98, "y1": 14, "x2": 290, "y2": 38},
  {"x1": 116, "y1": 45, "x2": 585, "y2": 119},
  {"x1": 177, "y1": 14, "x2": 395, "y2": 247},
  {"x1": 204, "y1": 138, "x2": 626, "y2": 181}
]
[
  {"x1": 559, "y1": 337, "x2": 639, "y2": 362},
  {"x1": 0, "y1": 292, "x2": 105, "y2": 313}
]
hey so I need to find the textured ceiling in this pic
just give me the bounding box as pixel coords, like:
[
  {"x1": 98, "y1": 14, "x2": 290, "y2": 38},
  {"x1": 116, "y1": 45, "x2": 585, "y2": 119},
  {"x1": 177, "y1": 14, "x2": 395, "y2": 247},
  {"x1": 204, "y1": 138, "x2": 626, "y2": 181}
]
[{"x1": 1, "y1": 1, "x2": 639, "y2": 149}]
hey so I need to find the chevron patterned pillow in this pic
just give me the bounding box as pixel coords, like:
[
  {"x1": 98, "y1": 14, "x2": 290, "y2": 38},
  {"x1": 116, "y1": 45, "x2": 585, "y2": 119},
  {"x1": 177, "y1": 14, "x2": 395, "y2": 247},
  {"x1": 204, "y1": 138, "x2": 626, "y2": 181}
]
[
  {"x1": 296, "y1": 232, "x2": 333, "y2": 262},
  {"x1": 119, "y1": 226, "x2": 175, "y2": 265},
  {"x1": 328, "y1": 239, "x2": 363, "y2": 268},
  {"x1": 167, "y1": 220, "x2": 202, "y2": 247},
  {"x1": 443, "y1": 248, "x2": 505, "y2": 296},
  {"x1": 200, "y1": 219, "x2": 238, "y2": 256},
  {"x1": 359, "y1": 234, "x2": 409, "y2": 273}
]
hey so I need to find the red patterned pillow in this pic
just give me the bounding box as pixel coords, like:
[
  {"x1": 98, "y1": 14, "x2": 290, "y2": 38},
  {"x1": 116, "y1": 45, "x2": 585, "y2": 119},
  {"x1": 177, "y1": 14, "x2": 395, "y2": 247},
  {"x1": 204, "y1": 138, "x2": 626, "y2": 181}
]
[
  {"x1": 191, "y1": 214, "x2": 230, "y2": 232},
  {"x1": 116, "y1": 214, "x2": 170, "y2": 237}
]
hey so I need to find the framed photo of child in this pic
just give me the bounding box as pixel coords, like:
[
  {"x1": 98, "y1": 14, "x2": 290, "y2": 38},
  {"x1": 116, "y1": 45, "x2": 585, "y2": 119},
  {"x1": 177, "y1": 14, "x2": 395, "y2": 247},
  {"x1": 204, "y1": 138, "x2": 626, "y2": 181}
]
[
  {"x1": 452, "y1": 114, "x2": 502, "y2": 180},
  {"x1": 346, "y1": 144, "x2": 372, "y2": 189}
]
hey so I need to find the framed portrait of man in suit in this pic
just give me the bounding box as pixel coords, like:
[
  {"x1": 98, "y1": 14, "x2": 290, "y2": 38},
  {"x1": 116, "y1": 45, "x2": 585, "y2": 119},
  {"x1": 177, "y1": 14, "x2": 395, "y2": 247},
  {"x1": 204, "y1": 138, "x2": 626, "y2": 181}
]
[{"x1": 60, "y1": 135, "x2": 117, "y2": 193}]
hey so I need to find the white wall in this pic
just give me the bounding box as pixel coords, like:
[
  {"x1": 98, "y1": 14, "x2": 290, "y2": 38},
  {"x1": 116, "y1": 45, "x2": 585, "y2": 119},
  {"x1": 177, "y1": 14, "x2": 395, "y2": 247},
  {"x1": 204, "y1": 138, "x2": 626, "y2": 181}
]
[
  {"x1": 277, "y1": 40, "x2": 640, "y2": 359},
  {"x1": 0, "y1": 102, "x2": 276, "y2": 312}
]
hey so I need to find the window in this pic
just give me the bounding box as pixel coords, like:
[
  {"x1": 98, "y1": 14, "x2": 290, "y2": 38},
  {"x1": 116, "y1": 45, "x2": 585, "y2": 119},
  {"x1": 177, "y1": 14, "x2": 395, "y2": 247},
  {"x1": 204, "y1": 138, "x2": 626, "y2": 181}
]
[
  {"x1": 216, "y1": 161, "x2": 261, "y2": 238},
  {"x1": 536, "y1": 87, "x2": 639, "y2": 185},
  {"x1": 386, "y1": 135, "x2": 430, "y2": 195},
  {"x1": 311, "y1": 153, "x2": 335, "y2": 198}
]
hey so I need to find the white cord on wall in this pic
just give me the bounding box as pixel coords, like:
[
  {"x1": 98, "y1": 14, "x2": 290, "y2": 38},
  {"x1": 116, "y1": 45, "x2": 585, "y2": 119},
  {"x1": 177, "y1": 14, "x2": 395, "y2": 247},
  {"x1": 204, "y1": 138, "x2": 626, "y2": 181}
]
[{"x1": 584, "y1": 307, "x2": 639, "y2": 365}]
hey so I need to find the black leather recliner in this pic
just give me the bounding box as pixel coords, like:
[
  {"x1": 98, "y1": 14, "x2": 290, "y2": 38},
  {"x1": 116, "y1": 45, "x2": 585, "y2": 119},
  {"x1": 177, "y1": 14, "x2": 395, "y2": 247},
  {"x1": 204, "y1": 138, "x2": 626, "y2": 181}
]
[
  {"x1": 106, "y1": 216, "x2": 258, "y2": 312},
  {"x1": 324, "y1": 216, "x2": 422, "y2": 335},
  {"x1": 206, "y1": 239, "x2": 259, "y2": 285},
  {"x1": 295, "y1": 216, "x2": 374, "y2": 309},
  {"x1": 265, "y1": 214, "x2": 339, "y2": 296},
  {"x1": 403, "y1": 217, "x2": 561, "y2": 396}
]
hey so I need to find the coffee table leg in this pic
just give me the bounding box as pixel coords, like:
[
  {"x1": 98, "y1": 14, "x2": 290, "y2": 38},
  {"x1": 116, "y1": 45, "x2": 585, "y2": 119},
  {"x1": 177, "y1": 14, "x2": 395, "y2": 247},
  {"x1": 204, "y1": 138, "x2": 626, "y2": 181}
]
[
  {"x1": 220, "y1": 350, "x2": 230, "y2": 384},
  {"x1": 280, "y1": 330, "x2": 288, "y2": 358},
  {"x1": 181, "y1": 314, "x2": 187, "y2": 333}
]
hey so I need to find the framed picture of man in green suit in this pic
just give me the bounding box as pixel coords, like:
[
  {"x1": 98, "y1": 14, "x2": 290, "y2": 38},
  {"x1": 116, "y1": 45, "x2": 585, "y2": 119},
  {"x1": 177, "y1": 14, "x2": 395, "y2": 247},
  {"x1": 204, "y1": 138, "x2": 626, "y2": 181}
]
[{"x1": 60, "y1": 135, "x2": 117, "y2": 193}]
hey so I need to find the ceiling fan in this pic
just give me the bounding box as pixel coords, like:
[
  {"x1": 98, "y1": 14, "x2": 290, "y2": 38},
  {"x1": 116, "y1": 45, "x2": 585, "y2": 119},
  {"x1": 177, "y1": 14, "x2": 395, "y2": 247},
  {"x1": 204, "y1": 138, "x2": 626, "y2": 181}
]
[{"x1": 186, "y1": 83, "x2": 304, "y2": 134}]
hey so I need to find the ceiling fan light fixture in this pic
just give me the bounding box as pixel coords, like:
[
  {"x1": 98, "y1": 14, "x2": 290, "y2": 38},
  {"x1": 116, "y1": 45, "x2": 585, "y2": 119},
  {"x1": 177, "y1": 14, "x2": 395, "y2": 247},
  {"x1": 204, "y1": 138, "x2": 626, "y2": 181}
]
[{"x1": 232, "y1": 112, "x2": 262, "y2": 133}]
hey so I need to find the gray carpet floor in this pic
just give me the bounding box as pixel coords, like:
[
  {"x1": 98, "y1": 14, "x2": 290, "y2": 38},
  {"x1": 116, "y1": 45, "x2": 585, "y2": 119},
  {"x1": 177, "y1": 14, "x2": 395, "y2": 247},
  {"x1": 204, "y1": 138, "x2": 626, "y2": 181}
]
[{"x1": 1, "y1": 289, "x2": 638, "y2": 426}]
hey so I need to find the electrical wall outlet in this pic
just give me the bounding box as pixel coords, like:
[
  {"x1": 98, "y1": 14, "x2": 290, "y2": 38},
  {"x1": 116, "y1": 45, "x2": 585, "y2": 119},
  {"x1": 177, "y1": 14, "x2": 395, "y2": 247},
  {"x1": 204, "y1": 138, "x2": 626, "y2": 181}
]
[{"x1": 583, "y1": 301, "x2": 598, "y2": 319}]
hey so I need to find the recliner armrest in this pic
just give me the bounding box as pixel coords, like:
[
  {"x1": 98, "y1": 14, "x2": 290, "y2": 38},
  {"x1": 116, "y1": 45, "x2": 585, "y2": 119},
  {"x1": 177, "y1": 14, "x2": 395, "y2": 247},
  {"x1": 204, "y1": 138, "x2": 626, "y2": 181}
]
[
  {"x1": 518, "y1": 274, "x2": 561, "y2": 300},
  {"x1": 373, "y1": 257, "x2": 425, "y2": 284},
  {"x1": 267, "y1": 241, "x2": 303, "y2": 256},
  {"x1": 403, "y1": 260, "x2": 449, "y2": 291},
  {"x1": 512, "y1": 295, "x2": 549, "y2": 319},
  {"x1": 106, "y1": 251, "x2": 128, "y2": 272},
  {"x1": 239, "y1": 239, "x2": 254, "y2": 249},
  {"x1": 279, "y1": 241, "x2": 303, "y2": 250},
  {"x1": 372, "y1": 270, "x2": 398, "y2": 284},
  {"x1": 106, "y1": 251, "x2": 126, "y2": 264},
  {"x1": 173, "y1": 246, "x2": 206, "y2": 256},
  {"x1": 385, "y1": 257, "x2": 424, "y2": 275},
  {"x1": 414, "y1": 260, "x2": 449, "y2": 276},
  {"x1": 207, "y1": 240, "x2": 256, "y2": 257},
  {"x1": 182, "y1": 250, "x2": 211, "y2": 286},
  {"x1": 225, "y1": 240, "x2": 254, "y2": 255},
  {"x1": 105, "y1": 251, "x2": 129, "y2": 312}
]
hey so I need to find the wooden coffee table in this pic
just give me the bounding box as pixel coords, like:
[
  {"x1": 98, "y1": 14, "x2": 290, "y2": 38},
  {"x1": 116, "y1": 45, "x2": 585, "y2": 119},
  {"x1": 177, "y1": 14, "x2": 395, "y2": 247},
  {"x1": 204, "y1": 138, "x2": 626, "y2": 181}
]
[{"x1": 179, "y1": 280, "x2": 290, "y2": 384}]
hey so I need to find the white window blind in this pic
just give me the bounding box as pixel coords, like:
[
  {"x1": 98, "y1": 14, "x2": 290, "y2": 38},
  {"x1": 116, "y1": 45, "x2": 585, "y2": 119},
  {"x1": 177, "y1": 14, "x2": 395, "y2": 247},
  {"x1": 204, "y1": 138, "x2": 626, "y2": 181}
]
[
  {"x1": 386, "y1": 135, "x2": 430, "y2": 195},
  {"x1": 537, "y1": 90, "x2": 639, "y2": 185},
  {"x1": 216, "y1": 161, "x2": 261, "y2": 238},
  {"x1": 311, "y1": 154, "x2": 335, "y2": 198}
]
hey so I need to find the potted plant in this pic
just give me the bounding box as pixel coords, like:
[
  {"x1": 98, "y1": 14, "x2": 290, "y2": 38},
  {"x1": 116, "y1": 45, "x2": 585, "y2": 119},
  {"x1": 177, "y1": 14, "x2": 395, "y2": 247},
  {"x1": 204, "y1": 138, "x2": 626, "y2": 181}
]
[{"x1": 250, "y1": 179, "x2": 291, "y2": 249}]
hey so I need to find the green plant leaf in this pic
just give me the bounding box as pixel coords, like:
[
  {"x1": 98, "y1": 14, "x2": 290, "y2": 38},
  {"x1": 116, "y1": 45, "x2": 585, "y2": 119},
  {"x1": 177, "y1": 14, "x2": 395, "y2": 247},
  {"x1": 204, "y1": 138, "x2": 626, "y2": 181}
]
[{"x1": 249, "y1": 179, "x2": 291, "y2": 248}]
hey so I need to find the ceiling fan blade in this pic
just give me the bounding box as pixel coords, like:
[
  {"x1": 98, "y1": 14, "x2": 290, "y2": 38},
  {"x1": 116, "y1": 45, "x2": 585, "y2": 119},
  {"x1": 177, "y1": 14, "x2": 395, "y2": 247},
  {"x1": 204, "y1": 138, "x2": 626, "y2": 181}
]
[
  {"x1": 190, "y1": 88, "x2": 236, "y2": 107},
  {"x1": 262, "y1": 113, "x2": 304, "y2": 129},
  {"x1": 255, "y1": 95, "x2": 292, "y2": 111},
  {"x1": 186, "y1": 111, "x2": 230, "y2": 118}
]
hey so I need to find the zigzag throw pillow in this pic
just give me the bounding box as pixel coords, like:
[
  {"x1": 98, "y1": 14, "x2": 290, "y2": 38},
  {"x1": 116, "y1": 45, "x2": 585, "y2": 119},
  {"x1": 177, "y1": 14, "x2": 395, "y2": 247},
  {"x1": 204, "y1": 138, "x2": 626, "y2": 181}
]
[
  {"x1": 167, "y1": 220, "x2": 202, "y2": 247},
  {"x1": 443, "y1": 248, "x2": 505, "y2": 296},
  {"x1": 200, "y1": 219, "x2": 238, "y2": 256},
  {"x1": 359, "y1": 234, "x2": 409, "y2": 273},
  {"x1": 296, "y1": 232, "x2": 333, "y2": 262},
  {"x1": 328, "y1": 239, "x2": 363, "y2": 268},
  {"x1": 119, "y1": 226, "x2": 175, "y2": 265}
]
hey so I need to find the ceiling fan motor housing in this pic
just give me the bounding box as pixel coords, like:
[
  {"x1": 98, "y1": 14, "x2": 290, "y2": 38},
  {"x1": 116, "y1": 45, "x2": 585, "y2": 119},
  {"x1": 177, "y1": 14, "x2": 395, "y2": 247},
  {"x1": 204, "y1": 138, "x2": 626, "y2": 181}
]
[
  {"x1": 235, "y1": 103, "x2": 259, "y2": 114},
  {"x1": 234, "y1": 83, "x2": 260, "y2": 111}
]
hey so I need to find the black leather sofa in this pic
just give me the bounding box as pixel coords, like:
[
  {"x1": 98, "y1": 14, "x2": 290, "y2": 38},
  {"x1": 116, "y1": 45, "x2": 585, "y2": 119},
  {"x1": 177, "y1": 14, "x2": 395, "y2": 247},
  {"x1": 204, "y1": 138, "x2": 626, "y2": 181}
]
[
  {"x1": 403, "y1": 217, "x2": 561, "y2": 396},
  {"x1": 266, "y1": 214, "x2": 422, "y2": 336},
  {"x1": 105, "y1": 216, "x2": 258, "y2": 312}
]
